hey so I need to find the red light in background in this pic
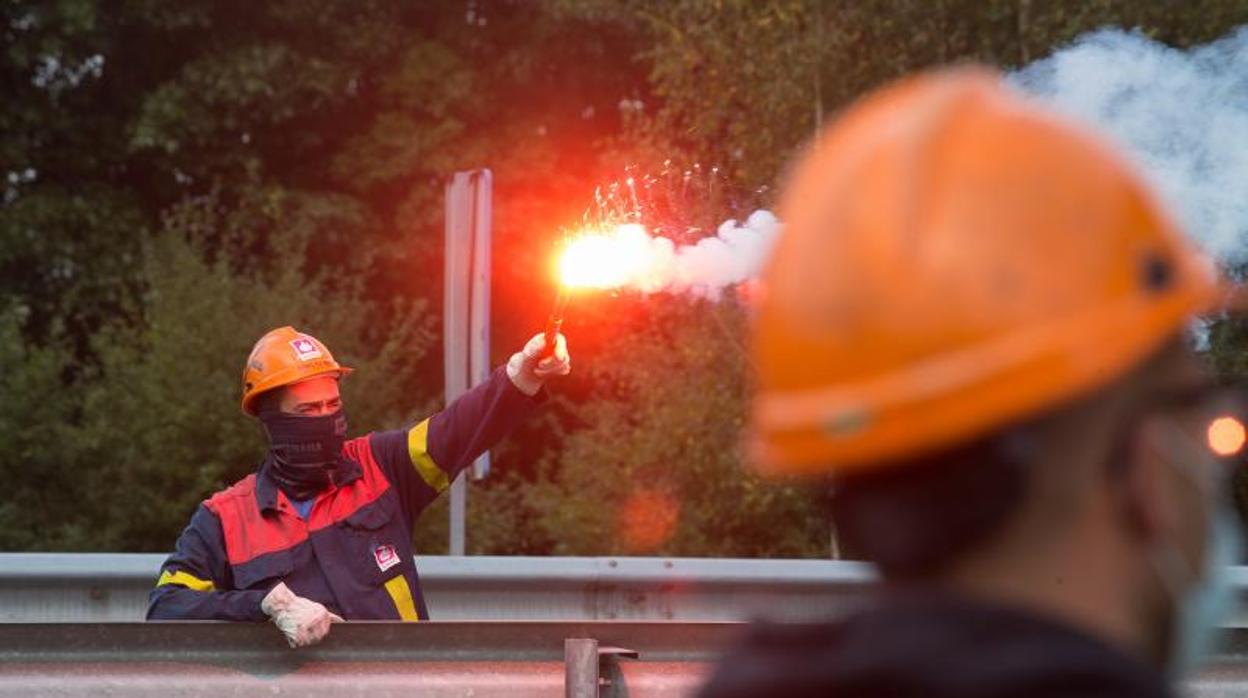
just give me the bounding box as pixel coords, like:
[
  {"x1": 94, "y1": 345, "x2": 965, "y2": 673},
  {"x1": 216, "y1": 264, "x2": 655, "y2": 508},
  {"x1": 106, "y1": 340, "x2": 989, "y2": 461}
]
[
  {"x1": 617, "y1": 489, "x2": 680, "y2": 554},
  {"x1": 1207, "y1": 415, "x2": 1247, "y2": 457}
]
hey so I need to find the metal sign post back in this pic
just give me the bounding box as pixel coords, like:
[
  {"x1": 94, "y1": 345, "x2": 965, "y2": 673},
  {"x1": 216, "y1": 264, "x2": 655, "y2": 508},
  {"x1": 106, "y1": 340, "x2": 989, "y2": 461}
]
[{"x1": 444, "y1": 169, "x2": 492, "y2": 556}]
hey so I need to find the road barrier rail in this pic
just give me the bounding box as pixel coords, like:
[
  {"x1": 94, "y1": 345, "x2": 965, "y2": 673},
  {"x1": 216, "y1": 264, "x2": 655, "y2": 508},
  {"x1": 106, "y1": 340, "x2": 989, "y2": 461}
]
[
  {"x1": 0, "y1": 553, "x2": 874, "y2": 622},
  {"x1": 6, "y1": 555, "x2": 1248, "y2": 695}
]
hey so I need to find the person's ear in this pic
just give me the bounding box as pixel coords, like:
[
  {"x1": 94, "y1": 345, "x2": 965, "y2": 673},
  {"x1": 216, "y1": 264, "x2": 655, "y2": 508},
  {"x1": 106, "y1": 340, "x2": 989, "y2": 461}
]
[{"x1": 1118, "y1": 417, "x2": 1183, "y2": 548}]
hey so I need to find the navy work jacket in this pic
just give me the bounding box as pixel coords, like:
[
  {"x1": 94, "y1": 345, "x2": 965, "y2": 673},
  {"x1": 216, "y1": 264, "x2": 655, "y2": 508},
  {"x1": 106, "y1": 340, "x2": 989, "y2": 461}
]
[
  {"x1": 147, "y1": 368, "x2": 537, "y2": 622},
  {"x1": 697, "y1": 590, "x2": 1170, "y2": 698}
]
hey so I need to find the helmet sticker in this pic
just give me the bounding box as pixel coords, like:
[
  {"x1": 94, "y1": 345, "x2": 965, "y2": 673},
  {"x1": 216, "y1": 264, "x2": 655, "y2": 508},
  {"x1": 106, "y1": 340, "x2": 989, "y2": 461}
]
[{"x1": 290, "y1": 337, "x2": 323, "y2": 361}]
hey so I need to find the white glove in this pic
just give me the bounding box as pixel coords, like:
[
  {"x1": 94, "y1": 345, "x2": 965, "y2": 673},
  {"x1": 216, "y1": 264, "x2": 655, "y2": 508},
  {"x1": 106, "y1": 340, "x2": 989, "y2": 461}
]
[
  {"x1": 261, "y1": 582, "x2": 344, "y2": 648},
  {"x1": 506, "y1": 333, "x2": 571, "y2": 396}
]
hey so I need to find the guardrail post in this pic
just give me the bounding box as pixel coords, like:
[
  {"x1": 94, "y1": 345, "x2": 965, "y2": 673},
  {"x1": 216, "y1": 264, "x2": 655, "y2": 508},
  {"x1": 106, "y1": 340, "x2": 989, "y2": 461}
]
[
  {"x1": 565, "y1": 637, "x2": 599, "y2": 698},
  {"x1": 597, "y1": 646, "x2": 639, "y2": 697}
]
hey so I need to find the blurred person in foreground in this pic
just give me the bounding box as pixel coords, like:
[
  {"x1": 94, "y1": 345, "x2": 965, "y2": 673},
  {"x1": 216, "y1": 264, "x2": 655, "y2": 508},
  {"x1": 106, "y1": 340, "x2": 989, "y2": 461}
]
[
  {"x1": 699, "y1": 68, "x2": 1244, "y2": 697},
  {"x1": 147, "y1": 326, "x2": 569, "y2": 647}
]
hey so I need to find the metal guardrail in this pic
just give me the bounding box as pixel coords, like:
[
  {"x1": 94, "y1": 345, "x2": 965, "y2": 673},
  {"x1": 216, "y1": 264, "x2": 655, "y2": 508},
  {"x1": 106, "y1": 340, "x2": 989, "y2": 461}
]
[
  {"x1": 8, "y1": 553, "x2": 1248, "y2": 625},
  {"x1": 3, "y1": 621, "x2": 1248, "y2": 696},
  {"x1": 0, "y1": 620, "x2": 741, "y2": 697},
  {"x1": 6, "y1": 557, "x2": 1248, "y2": 695},
  {"x1": 0, "y1": 554, "x2": 875, "y2": 622}
]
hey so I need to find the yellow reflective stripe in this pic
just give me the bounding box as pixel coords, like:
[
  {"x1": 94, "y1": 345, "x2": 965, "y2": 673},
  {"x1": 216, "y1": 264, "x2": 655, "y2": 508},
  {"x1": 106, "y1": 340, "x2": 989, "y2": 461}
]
[
  {"x1": 156, "y1": 569, "x2": 215, "y2": 592},
  {"x1": 407, "y1": 419, "x2": 449, "y2": 493},
  {"x1": 384, "y1": 575, "x2": 421, "y2": 621}
]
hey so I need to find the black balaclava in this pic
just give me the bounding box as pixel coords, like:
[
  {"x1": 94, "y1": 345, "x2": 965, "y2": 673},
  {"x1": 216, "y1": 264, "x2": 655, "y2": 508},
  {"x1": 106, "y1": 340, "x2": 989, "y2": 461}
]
[{"x1": 258, "y1": 406, "x2": 348, "y2": 501}]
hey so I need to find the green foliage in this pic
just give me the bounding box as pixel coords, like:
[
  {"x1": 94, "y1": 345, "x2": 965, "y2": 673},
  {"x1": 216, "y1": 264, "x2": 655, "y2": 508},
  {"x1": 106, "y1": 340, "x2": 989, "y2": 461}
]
[
  {"x1": 0, "y1": 307, "x2": 81, "y2": 548},
  {"x1": 6, "y1": 0, "x2": 1248, "y2": 559},
  {"x1": 130, "y1": 45, "x2": 347, "y2": 156},
  {"x1": 561, "y1": 0, "x2": 1248, "y2": 191},
  {"x1": 0, "y1": 0, "x2": 646, "y2": 552},
  {"x1": 0, "y1": 185, "x2": 146, "y2": 341},
  {"x1": 1, "y1": 193, "x2": 435, "y2": 550},
  {"x1": 524, "y1": 298, "x2": 829, "y2": 557},
  {"x1": 514, "y1": 0, "x2": 1248, "y2": 560}
]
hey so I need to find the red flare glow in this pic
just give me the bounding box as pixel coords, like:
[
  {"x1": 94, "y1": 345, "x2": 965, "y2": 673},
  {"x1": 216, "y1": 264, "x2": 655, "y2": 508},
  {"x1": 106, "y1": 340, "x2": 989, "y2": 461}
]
[
  {"x1": 617, "y1": 489, "x2": 679, "y2": 553},
  {"x1": 556, "y1": 224, "x2": 652, "y2": 290}
]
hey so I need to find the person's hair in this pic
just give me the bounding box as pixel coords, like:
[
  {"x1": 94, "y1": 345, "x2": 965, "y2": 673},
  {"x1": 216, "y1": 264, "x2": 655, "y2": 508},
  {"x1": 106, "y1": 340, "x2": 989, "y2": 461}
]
[
  {"x1": 827, "y1": 425, "x2": 1032, "y2": 581},
  {"x1": 827, "y1": 340, "x2": 1184, "y2": 582},
  {"x1": 255, "y1": 388, "x2": 285, "y2": 416}
]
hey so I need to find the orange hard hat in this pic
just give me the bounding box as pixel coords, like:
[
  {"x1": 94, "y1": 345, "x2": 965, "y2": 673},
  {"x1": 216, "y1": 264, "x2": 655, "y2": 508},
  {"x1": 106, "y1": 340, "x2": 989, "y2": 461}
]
[
  {"x1": 240, "y1": 326, "x2": 353, "y2": 415},
  {"x1": 751, "y1": 68, "x2": 1225, "y2": 476}
]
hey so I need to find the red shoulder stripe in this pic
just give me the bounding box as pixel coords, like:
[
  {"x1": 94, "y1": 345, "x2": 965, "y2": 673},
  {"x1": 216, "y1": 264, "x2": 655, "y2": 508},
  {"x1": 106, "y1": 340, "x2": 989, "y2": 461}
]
[{"x1": 205, "y1": 474, "x2": 308, "y2": 566}]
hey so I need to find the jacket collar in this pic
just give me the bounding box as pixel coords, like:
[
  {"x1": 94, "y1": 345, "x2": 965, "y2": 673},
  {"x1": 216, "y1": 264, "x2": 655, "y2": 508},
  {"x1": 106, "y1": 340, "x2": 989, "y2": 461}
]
[{"x1": 255, "y1": 453, "x2": 364, "y2": 514}]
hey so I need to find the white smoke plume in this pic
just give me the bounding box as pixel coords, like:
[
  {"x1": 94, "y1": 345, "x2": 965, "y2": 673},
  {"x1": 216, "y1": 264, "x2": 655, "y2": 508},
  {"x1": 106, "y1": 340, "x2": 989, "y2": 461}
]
[
  {"x1": 609, "y1": 27, "x2": 1248, "y2": 299},
  {"x1": 1011, "y1": 27, "x2": 1248, "y2": 265},
  {"x1": 569, "y1": 209, "x2": 781, "y2": 298},
  {"x1": 648, "y1": 210, "x2": 781, "y2": 297}
]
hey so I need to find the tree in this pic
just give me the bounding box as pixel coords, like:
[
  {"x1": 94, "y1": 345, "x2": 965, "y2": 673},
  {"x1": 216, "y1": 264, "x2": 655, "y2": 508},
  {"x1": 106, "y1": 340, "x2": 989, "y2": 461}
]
[
  {"x1": 560, "y1": 0, "x2": 1248, "y2": 194},
  {"x1": 0, "y1": 0, "x2": 651, "y2": 551},
  {"x1": 0, "y1": 305, "x2": 78, "y2": 549},
  {"x1": 523, "y1": 296, "x2": 829, "y2": 557},
  {"x1": 0, "y1": 191, "x2": 436, "y2": 550},
  {"x1": 502, "y1": 0, "x2": 1248, "y2": 559},
  {"x1": 6, "y1": 0, "x2": 1248, "y2": 556}
]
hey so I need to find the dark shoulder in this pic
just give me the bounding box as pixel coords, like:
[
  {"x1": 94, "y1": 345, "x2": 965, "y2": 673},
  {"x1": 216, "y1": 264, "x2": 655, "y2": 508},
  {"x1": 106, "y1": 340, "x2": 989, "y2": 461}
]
[
  {"x1": 698, "y1": 597, "x2": 1172, "y2": 698},
  {"x1": 362, "y1": 429, "x2": 411, "y2": 470},
  {"x1": 698, "y1": 622, "x2": 847, "y2": 698}
]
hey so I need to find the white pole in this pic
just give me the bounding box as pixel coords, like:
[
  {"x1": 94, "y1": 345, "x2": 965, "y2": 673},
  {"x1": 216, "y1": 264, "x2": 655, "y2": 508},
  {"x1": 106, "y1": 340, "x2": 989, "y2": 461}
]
[{"x1": 444, "y1": 170, "x2": 492, "y2": 556}]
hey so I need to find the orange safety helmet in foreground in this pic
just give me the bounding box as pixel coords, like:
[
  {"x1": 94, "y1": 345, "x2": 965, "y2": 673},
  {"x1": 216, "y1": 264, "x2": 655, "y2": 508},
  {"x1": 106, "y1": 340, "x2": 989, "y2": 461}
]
[
  {"x1": 241, "y1": 326, "x2": 353, "y2": 415},
  {"x1": 751, "y1": 68, "x2": 1227, "y2": 476}
]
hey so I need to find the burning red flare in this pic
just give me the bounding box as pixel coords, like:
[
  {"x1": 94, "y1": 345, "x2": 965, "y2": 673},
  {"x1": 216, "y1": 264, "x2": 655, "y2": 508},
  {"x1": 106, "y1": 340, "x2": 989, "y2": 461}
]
[{"x1": 555, "y1": 224, "x2": 653, "y2": 290}]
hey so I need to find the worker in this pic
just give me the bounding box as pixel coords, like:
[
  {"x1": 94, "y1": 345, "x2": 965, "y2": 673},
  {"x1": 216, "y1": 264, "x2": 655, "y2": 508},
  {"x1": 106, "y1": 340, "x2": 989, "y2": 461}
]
[
  {"x1": 699, "y1": 68, "x2": 1243, "y2": 697},
  {"x1": 147, "y1": 326, "x2": 569, "y2": 647}
]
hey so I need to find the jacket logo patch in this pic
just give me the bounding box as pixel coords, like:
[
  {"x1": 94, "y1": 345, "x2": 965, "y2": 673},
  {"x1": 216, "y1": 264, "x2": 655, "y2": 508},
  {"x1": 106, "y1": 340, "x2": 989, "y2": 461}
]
[
  {"x1": 290, "y1": 337, "x2": 323, "y2": 361},
  {"x1": 374, "y1": 544, "x2": 400, "y2": 572}
]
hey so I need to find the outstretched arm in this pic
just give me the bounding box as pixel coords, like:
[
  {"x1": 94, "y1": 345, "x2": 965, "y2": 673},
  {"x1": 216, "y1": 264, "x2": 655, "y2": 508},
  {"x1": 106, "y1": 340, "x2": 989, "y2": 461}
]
[{"x1": 369, "y1": 333, "x2": 571, "y2": 521}]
